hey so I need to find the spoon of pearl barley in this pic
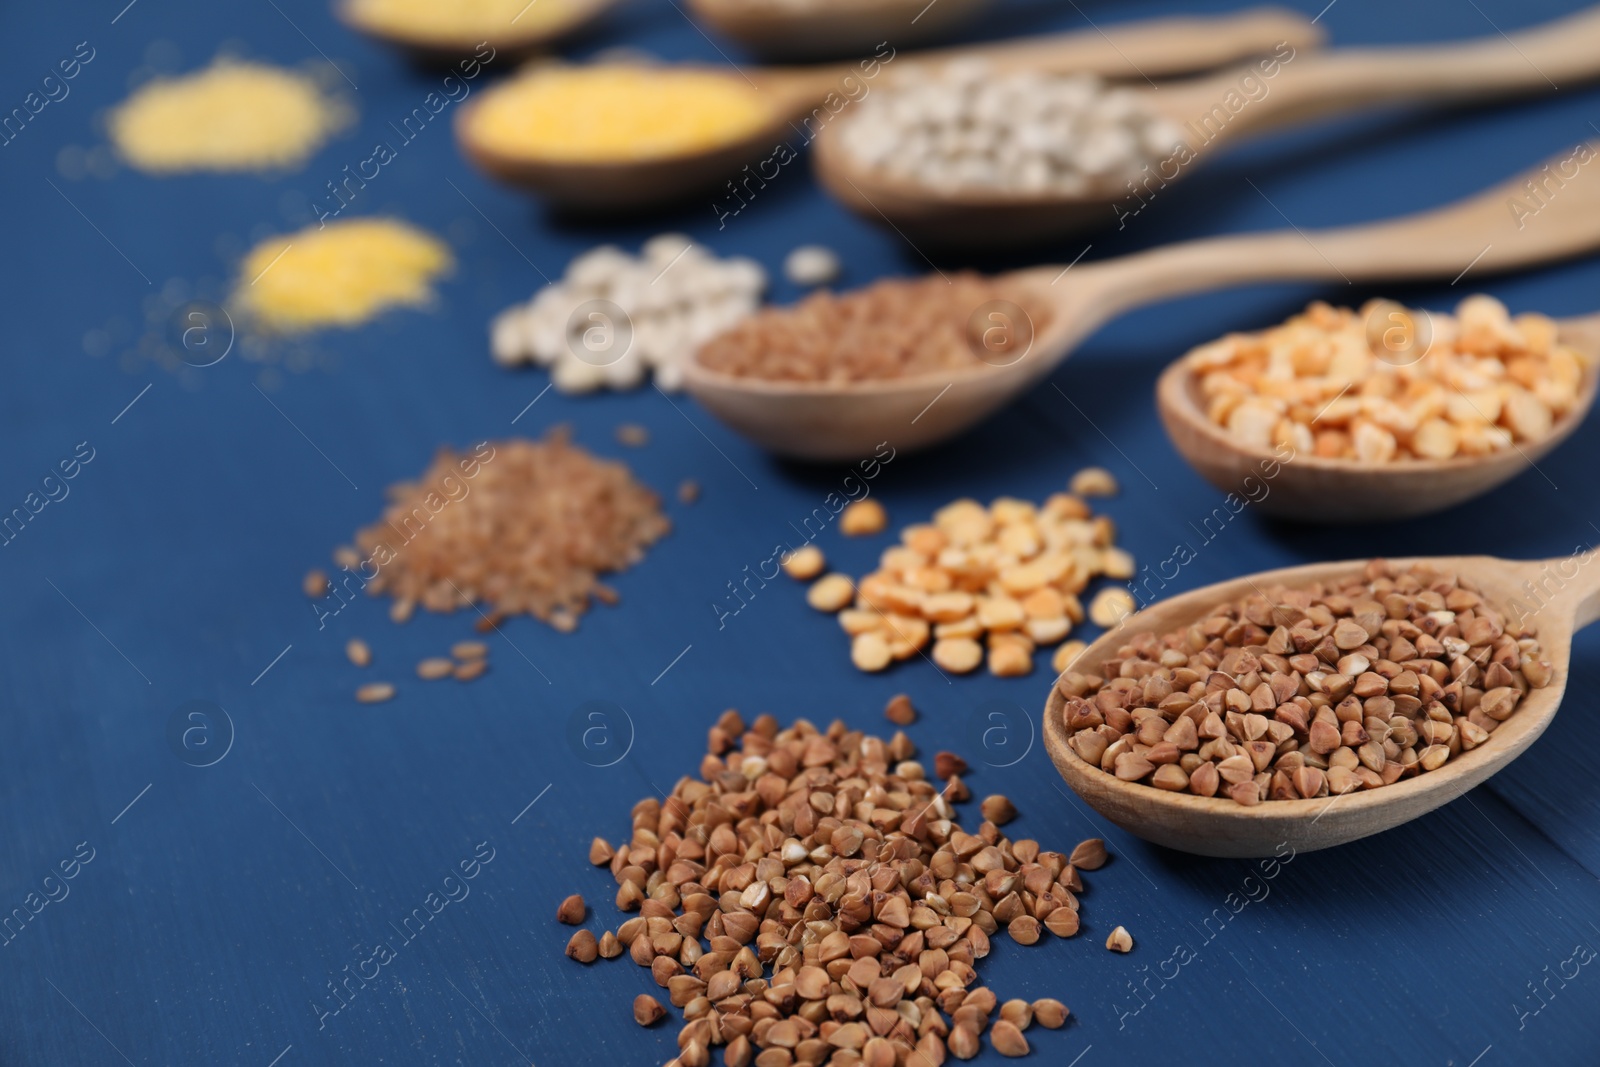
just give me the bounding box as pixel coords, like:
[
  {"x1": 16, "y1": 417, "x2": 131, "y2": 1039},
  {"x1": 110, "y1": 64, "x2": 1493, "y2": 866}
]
[
  {"x1": 684, "y1": 141, "x2": 1600, "y2": 467},
  {"x1": 454, "y1": 8, "x2": 1321, "y2": 210},
  {"x1": 1041, "y1": 552, "x2": 1600, "y2": 857},
  {"x1": 813, "y1": 4, "x2": 1600, "y2": 248}
]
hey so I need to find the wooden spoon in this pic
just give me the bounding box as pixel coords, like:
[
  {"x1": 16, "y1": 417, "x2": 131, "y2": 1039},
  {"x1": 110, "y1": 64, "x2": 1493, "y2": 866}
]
[
  {"x1": 687, "y1": 0, "x2": 990, "y2": 62},
  {"x1": 1157, "y1": 316, "x2": 1600, "y2": 523},
  {"x1": 684, "y1": 141, "x2": 1600, "y2": 463},
  {"x1": 336, "y1": 0, "x2": 619, "y2": 64},
  {"x1": 816, "y1": 5, "x2": 1600, "y2": 247},
  {"x1": 1042, "y1": 553, "x2": 1600, "y2": 857},
  {"x1": 455, "y1": 8, "x2": 1322, "y2": 210}
]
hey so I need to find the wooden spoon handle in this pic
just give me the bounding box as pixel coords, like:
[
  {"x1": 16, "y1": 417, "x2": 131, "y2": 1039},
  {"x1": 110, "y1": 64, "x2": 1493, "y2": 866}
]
[
  {"x1": 1060, "y1": 141, "x2": 1600, "y2": 316},
  {"x1": 943, "y1": 7, "x2": 1323, "y2": 79},
  {"x1": 773, "y1": 7, "x2": 1323, "y2": 100},
  {"x1": 1165, "y1": 5, "x2": 1600, "y2": 144}
]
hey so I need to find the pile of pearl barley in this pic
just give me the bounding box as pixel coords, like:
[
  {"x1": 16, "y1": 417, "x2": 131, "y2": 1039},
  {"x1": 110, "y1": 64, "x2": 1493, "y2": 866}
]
[
  {"x1": 837, "y1": 63, "x2": 1185, "y2": 196},
  {"x1": 491, "y1": 233, "x2": 765, "y2": 392},
  {"x1": 561, "y1": 711, "x2": 1114, "y2": 1064},
  {"x1": 1058, "y1": 560, "x2": 1553, "y2": 806},
  {"x1": 336, "y1": 427, "x2": 670, "y2": 632}
]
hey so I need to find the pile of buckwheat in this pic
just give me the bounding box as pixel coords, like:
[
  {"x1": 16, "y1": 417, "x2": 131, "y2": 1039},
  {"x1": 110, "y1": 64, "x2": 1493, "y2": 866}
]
[
  {"x1": 334, "y1": 427, "x2": 670, "y2": 632},
  {"x1": 796, "y1": 475, "x2": 1133, "y2": 677},
  {"x1": 1059, "y1": 560, "x2": 1553, "y2": 806},
  {"x1": 562, "y1": 712, "x2": 1106, "y2": 1064},
  {"x1": 694, "y1": 273, "x2": 1048, "y2": 383},
  {"x1": 1188, "y1": 295, "x2": 1591, "y2": 462}
]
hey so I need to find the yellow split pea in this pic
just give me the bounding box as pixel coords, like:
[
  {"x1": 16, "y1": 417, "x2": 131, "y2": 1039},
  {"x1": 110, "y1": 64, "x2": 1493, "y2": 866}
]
[
  {"x1": 232, "y1": 218, "x2": 453, "y2": 333},
  {"x1": 464, "y1": 65, "x2": 774, "y2": 163}
]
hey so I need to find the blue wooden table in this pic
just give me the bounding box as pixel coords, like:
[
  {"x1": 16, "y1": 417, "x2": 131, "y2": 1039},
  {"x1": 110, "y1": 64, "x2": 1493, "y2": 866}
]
[{"x1": 3, "y1": 0, "x2": 1599, "y2": 1064}]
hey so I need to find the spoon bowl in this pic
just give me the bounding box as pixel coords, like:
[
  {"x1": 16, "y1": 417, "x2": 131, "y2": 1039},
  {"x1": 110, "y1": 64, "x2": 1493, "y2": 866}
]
[
  {"x1": 337, "y1": 0, "x2": 619, "y2": 63},
  {"x1": 688, "y1": 0, "x2": 990, "y2": 62},
  {"x1": 1156, "y1": 320, "x2": 1600, "y2": 523},
  {"x1": 816, "y1": 5, "x2": 1600, "y2": 248},
  {"x1": 687, "y1": 141, "x2": 1600, "y2": 474},
  {"x1": 1042, "y1": 554, "x2": 1600, "y2": 857},
  {"x1": 455, "y1": 9, "x2": 1323, "y2": 210}
]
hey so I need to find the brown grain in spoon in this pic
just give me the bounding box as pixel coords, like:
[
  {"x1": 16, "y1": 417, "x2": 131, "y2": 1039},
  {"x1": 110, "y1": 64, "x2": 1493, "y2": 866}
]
[{"x1": 1041, "y1": 553, "x2": 1600, "y2": 858}]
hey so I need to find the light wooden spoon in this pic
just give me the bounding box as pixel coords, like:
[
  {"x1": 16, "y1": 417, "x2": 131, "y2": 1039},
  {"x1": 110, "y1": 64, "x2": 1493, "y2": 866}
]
[
  {"x1": 816, "y1": 5, "x2": 1600, "y2": 247},
  {"x1": 684, "y1": 141, "x2": 1600, "y2": 463},
  {"x1": 1157, "y1": 316, "x2": 1600, "y2": 523},
  {"x1": 455, "y1": 8, "x2": 1322, "y2": 210},
  {"x1": 1042, "y1": 553, "x2": 1600, "y2": 857},
  {"x1": 336, "y1": 0, "x2": 619, "y2": 64},
  {"x1": 687, "y1": 0, "x2": 990, "y2": 62}
]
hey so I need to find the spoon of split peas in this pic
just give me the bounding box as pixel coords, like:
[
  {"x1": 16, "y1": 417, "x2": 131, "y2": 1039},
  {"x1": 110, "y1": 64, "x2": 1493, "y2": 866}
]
[
  {"x1": 814, "y1": 5, "x2": 1600, "y2": 248},
  {"x1": 454, "y1": 8, "x2": 1321, "y2": 209},
  {"x1": 683, "y1": 141, "x2": 1600, "y2": 514},
  {"x1": 1041, "y1": 552, "x2": 1600, "y2": 857}
]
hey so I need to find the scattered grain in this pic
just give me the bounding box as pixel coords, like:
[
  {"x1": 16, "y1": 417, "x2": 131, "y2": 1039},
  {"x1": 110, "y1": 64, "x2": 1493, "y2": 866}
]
[
  {"x1": 453, "y1": 659, "x2": 488, "y2": 681},
  {"x1": 355, "y1": 682, "x2": 395, "y2": 704},
  {"x1": 303, "y1": 569, "x2": 329, "y2": 598},
  {"x1": 991, "y1": 1019, "x2": 1030, "y2": 1057},
  {"x1": 1105, "y1": 926, "x2": 1133, "y2": 953},
  {"x1": 782, "y1": 545, "x2": 827, "y2": 580},
  {"x1": 1069, "y1": 467, "x2": 1119, "y2": 497},
  {"x1": 1088, "y1": 587, "x2": 1135, "y2": 628},
  {"x1": 557, "y1": 894, "x2": 586, "y2": 924},
  {"x1": 678, "y1": 479, "x2": 701, "y2": 504},
  {"x1": 783, "y1": 244, "x2": 841, "y2": 287},
  {"x1": 345, "y1": 637, "x2": 371, "y2": 667},
  {"x1": 565, "y1": 929, "x2": 598, "y2": 962},
  {"x1": 807, "y1": 573, "x2": 856, "y2": 612},
  {"x1": 616, "y1": 423, "x2": 650, "y2": 447},
  {"x1": 1051, "y1": 639, "x2": 1087, "y2": 674},
  {"x1": 417, "y1": 657, "x2": 455, "y2": 680},
  {"x1": 884, "y1": 693, "x2": 917, "y2": 725},
  {"x1": 981, "y1": 795, "x2": 1017, "y2": 825},
  {"x1": 452, "y1": 640, "x2": 488, "y2": 660},
  {"x1": 839, "y1": 499, "x2": 888, "y2": 536},
  {"x1": 1031, "y1": 999, "x2": 1069, "y2": 1029},
  {"x1": 634, "y1": 993, "x2": 667, "y2": 1026}
]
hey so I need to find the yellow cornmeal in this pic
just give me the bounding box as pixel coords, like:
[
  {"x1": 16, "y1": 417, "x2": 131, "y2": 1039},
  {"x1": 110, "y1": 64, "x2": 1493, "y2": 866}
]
[
  {"x1": 233, "y1": 219, "x2": 452, "y2": 333},
  {"x1": 109, "y1": 61, "x2": 349, "y2": 174},
  {"x1": 345, "y1": 0, "x2": 574, "y2": 37},
  {"x1": 466, "y1": 66, "x2": 773, "y2": 163}
]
